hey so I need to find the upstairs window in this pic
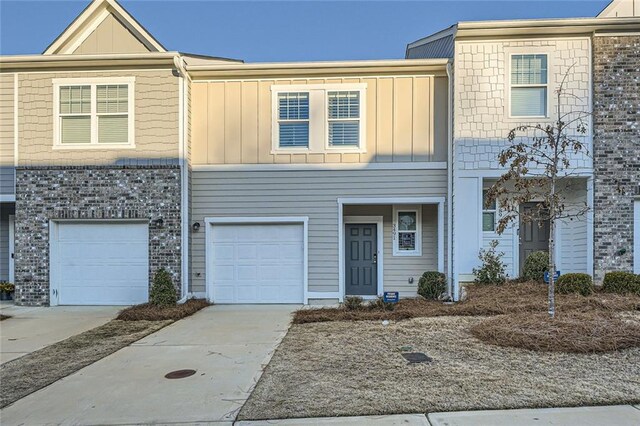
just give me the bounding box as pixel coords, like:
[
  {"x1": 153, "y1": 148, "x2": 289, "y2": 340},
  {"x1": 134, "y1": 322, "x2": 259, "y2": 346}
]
[
  {"x1": 510, "y1": 54, "x2": 548, "y2": 117},
  {"x1": 277, "y1": 92, "x2": 309, "y2": 148},
  {"x1": 272, "y1": 84, "x2": 366, "y2": 153},
  {"x1": 328, "y1": 91, "x2": 360, "y2": 147},
  {"x1": 54, "y1": 78, "x2": 134, "y2": 148}
]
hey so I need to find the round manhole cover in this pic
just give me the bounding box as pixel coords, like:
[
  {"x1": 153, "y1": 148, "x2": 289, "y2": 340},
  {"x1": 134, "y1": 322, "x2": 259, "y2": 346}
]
[{"x1": 165, "y1": 369, "x2": 196, "y2": 379}]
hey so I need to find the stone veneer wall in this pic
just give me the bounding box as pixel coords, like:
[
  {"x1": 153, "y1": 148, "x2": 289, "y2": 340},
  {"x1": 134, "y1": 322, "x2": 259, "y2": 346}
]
[
  {"x1": 14, "y1": 166, "x2": 181, "y2": 306},
  {"x1": 593, "y1": 35, "x2": 640, "y2": 281}
]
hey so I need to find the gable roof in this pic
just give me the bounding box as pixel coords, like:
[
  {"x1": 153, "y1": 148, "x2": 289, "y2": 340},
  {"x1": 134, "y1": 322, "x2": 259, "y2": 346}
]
[
  {"x1": 44, "y1": 0, "x2": 166, "y2": 55},
  {"x1": 598, "y1": 0, "x2": 639, "y2": 17}
]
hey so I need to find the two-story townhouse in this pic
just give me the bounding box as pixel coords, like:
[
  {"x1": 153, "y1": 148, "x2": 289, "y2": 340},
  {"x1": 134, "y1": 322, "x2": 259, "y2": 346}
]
[
  {"x1": 407, "y1": 0, "x2": 639, "y2": 299},
  {"x1": 0, "y1": 0, "x2": 239, "y2": 305},
  {"x1": 1, "y1": 0, "x2": 451, "y2": 306}
]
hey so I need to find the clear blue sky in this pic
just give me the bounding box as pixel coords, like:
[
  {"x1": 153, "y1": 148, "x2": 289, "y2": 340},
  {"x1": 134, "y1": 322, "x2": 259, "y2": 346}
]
[{"x1": 0, "y1": 1, "x2": 609, "y2": 61}]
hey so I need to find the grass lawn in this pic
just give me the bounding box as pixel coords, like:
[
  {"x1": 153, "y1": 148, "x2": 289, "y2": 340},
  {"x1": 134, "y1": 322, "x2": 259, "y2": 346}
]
[
  {"x1": 238, "y1": 284, "x2": 640, "y2": 420},
  {"x1": 0, "y1": 299, "x2": 209, "y2": 408}
]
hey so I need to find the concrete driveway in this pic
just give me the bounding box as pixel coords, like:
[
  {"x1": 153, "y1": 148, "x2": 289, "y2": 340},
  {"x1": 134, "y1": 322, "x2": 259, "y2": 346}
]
[
  {"x1": 0, "y1": 304, "x2": 296, "y2": 425},
  {"x1": 0, "y1": 304, "x2": 121, "y2": 364}
]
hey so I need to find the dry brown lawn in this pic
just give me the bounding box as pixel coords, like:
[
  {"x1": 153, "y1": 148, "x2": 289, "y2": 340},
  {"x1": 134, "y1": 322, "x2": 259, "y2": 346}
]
[{"x1": 239, "y1": 316, "x2": 640, "y2": 420}]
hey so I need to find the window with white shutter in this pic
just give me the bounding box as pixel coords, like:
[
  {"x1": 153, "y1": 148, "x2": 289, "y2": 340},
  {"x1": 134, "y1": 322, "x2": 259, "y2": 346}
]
[
  {"x1": 54, "y1": 78, "x2": 134, "y2": 148},
  {"x1": 510, "y1": 54, "x2": 548, "y2": 117}
]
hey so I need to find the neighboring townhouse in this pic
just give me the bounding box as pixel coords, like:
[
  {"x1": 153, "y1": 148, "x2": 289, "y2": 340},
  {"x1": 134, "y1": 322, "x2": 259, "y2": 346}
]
[
  {"x1": 407, "y1": 0, "x2": 639, "y2": 298},
  {"x1": 1, "y1": 0, "x2": 450, "y2": 306}
]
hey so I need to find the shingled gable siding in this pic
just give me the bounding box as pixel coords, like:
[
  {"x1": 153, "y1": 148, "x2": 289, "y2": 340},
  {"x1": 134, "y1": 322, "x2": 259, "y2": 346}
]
[
  {"x1": 14, "y1": 166, "x2": 181, "y2": 306},
  {"x1": 593, "y1": 35, "x2": 640, "y2": 280}
]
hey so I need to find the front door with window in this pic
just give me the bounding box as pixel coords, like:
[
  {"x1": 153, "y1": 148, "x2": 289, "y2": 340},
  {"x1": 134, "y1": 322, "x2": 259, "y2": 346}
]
[
  {"x1": 345, "y1": 224, "x2": 377, "y2": 296},
  {"x1": 519, "y1": 203, "x2": 550, "y2": 273}
]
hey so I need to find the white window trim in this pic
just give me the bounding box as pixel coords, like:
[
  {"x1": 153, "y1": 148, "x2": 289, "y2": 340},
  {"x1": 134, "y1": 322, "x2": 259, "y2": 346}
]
[
  {"x1": 271, "y1": 83, "x2": 367, "y2": 154},
  {"x1": 482, "y1": 188, "x2": 497, "y2": 233},
  {"x1": 507, "y1": 52, "x2": 550, "y2": 120},
  {"x1": 53, "y1": 77, "x2": 135, "y2": 149},
  {"x1": 392, "y1": 204, "x2": 422, "y2": 257}
]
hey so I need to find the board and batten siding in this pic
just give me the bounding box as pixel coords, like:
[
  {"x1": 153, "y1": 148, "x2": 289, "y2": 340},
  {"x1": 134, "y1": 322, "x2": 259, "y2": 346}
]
[
  {"x1": 0, "y1": 73, "x2": 15, "y2": 195},
  {"x1": 190, "y1": 168, "x2": 448, "y2": 295},
  {"x1": 343, "y1": 204, "x2": 440, "y2": 296},
  {"x1": 17, "y1": 70, "x2": 179, "y2": 166},
  {"x1": 191, "y1": 76, "x2": 448, "y2": 165}
]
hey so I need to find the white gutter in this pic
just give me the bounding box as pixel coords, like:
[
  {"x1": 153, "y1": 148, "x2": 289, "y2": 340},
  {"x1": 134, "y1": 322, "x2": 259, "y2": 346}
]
[
  {"x1": 174, "y1": 55, "x2": 191, "y2": 304},
  {"x1": 446, "y1": 61, "x2": 455, "y2": 301},
  {"x1": 186, "y1": 58, "x2": 450, "y2": 72}
]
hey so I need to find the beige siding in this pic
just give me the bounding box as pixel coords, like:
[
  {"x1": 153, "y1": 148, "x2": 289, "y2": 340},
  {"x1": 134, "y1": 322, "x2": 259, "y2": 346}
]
[
  {"x1": 0, "y1": 73, "x2": 15, "y2": 194},
  {"x1": 190, "y1": 168, "x2": 448, "y2": 294},
  {"x1": 18, "y1": 70, "x2": 179, "y2": 166},
  {"x1": 343, "y1": 204, "x2": 439, "y2": 296},
  {"x1": 191, "y1": 76, "x2": 448, "y2": 165},
  {"x1": 73, "y1": 14, "x2": 150, "y2": 55}
]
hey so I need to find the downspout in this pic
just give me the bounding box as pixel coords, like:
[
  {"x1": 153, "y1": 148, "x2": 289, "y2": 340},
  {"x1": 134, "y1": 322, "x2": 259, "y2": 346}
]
[
  {"x1": 446, "y1": 61, "x2": 456, "y2": 301},
  {"x1": 174, "y1": 55, "x2": 190, "y2": 304}
]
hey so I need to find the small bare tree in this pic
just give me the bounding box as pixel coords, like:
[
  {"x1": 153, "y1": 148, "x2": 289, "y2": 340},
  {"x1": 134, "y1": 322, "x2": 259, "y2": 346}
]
[{"x1": 486, "y1": 68, "x2": 590, "y2": 318}]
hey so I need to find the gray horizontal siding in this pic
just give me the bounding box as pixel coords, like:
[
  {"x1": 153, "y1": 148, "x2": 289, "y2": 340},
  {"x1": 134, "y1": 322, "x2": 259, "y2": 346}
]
[
  {"x1": 190, "y1": 168, "x2": 447, "y2": 295},
  {"x1": 0, "y1": 167, "x2": 15, "y2": 195},
  {"x1": 0, "y1": 203, "x2": 14, "y2": 281}
]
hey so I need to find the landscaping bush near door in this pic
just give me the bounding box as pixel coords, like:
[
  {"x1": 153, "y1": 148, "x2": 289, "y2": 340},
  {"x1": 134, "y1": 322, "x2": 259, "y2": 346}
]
[
  {"x1": 150, "y1": 268, "x2": 177, "y2": 307},
  {"x1": 473, "y1": 240, "x2": 506, "y2": 285},
  {"x1": 556, "y1": 273, "x2": 594, "y2": 296},
  {"x1": 418, "y1": 271, "x2": 447, "y2": 300},
  {"x1": 522, "y1": 251, "x2": 549, "y2": 282},
  {"x1": 602, "y1": 272, "x2": 640, "y2": 296}
]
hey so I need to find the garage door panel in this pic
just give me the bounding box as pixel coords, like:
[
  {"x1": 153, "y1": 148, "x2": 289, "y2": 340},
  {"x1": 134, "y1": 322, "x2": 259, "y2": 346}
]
[
  {"x1": 53, "y1": 222, "x2": 149, "y2": 306},
  {"x1": 211, "y1": 223, "x2": 304, "y2": 304}
]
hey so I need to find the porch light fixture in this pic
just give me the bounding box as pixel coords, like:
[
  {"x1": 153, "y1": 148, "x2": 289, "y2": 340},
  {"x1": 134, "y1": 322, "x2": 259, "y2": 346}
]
[
  {"x1": 153, "y1": 217, "x2": 164, "y2": 228},
  {"x1": 192, "y1": 222, "x2": 201, "y2": 232}
]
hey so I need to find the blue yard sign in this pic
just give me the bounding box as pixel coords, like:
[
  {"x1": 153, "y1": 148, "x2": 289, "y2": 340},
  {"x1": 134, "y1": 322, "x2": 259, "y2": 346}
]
[
  {"x1": 383, "y1": 291, "x2": 399, "y2": 303},
  {"x1": 544, "y1": 270, "x2": 561, "y2": 284}
]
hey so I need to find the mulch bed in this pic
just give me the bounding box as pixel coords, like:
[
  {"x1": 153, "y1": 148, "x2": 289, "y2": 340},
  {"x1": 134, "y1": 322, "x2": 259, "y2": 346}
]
[
  {"x1": 293, "y1": 282, "x2": 640, "y2": 324},
  {"x1": 116, "y1": 298, "x2": 210, "y2": 321},
  {"x1": 0, "y1": 320, "x2": 170, "y2": 408},
  {"x1": 238, "y1": 316, "x2": 640, "y2": 420},
  {"x1": 471, "y1": 311, "x2": 640, "y2": 353}
]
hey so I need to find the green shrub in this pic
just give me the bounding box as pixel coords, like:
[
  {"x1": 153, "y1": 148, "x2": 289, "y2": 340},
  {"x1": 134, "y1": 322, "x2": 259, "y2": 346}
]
[
  {"x1": 473, "y1": 240, "x2": 507, "y2": 285},
  {"x1": 343, "y1": 296, "x2": 364, "y2": 311},
  {"x1": 556, "y1": 273, "x2": 593, "y2": 296},
  {"x1": 149, "y1": 268, "x2": 177, "y2": 307},
  {"x1": 0, "y1": 281, "x2": 15, "y2": 293},
  {"x1": 602, "y1": 272, "x2": 640, "y2": 296},
  {"x1": 523, "y1": 251, "x2": 549, "y2": 282},
  {"x1": 417, "y1": 271, "x2": 447, "y2": 300},
  {"x1": 368, "y1": 297, "x2": 395, "y2": 312}
]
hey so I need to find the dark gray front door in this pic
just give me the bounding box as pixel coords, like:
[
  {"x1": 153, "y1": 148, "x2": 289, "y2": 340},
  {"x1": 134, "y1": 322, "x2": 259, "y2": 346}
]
[
  {"x1": 345, "y1": 224, "x2": 377, "y2": 296},
  {"x1": 519, "y1": 203, "x2": 550, "y2": 273}
]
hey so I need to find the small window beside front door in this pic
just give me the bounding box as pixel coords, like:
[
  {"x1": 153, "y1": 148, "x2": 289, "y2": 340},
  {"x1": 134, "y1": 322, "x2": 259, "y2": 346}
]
[
  {"x1": 482, "y1": 190, "x2": 497, "y2": 232},
  {"x1": 393, "y1": 205, "x2": 422, "y2": 256}
]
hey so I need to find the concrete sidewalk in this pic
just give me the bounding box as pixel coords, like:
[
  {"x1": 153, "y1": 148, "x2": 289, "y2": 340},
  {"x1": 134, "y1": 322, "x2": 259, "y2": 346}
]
[
  {"x1": 0, "y1": 304, "x2": 121, "y2": 364},
  {"x1": 0, "y1": 304, "x2": 296, "y2": 425},
  {"x1": 236, "y1": 406, "x2": 640, "y2": 426}
]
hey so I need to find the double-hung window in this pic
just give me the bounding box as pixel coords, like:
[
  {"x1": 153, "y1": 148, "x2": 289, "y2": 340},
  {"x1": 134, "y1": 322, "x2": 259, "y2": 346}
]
[
  {"x1": 482, "y1": 190, "x2": 497, "y2": 232},
  {"x1": 393, "y1": 205, "x2": 422, "y2": 256},
  {"x1": 54, "y1": 78, "x2": 134, "y2": 147},
  {"x1": 327, "y1": 91, "x2": 360, "y2": 147},
  {"x1": 272, "y1": 84, "x2": 366, "y2": 153},
  {"x1": 277, "y1": 92, "x2": 309, "y2": 148},
  {"x1": 510, "y1": 54, "x2": 548, "y2": 117}
]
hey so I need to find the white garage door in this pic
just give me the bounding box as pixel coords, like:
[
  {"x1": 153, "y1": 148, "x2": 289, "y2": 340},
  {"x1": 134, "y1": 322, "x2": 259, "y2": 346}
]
[
  {"x1": 51, "y1": 222, "x2": 149, "y2": 305},
  {"x1": 211, "y1": 223, "x2": 304, "y2": 304}
]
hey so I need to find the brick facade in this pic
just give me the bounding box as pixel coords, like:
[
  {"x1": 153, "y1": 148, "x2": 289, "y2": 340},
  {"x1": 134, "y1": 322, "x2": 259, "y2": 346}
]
[
  {"x1": 14, "y1": 166, "x2": 182, "y2": 306},
  {"x1": 593, "y1": 35, "x2": 640, "y2": 280}
]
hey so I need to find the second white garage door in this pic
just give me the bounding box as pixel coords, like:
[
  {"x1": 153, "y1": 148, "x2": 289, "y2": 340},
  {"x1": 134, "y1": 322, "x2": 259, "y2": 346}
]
[
  {"x1": 211, "y1": 223, "x2": 304, "y2": 303},
  {"x1": 50, "y1": 222, "x2": 149, "y2": 306}
]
